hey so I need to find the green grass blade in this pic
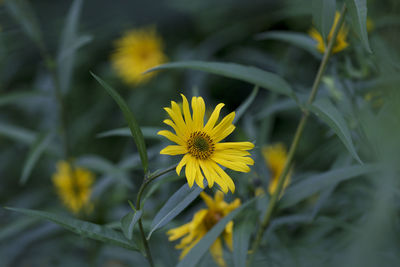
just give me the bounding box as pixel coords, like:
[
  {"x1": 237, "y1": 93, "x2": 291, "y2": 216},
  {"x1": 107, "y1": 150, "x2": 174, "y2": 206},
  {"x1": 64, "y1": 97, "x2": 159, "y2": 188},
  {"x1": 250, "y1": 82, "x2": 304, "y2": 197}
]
[
  {"x1": 121, "y1": 210, "x2": 143, "y2": 240},
  {"x1": 91, "y1": 73, "x2": 148, "y2": 173},
  {"x1": 310, "y1": 98, "x2": 362, "y2": 164},
  {"x1": 312, "y1": 0, "x2": 336, "y2": 42},
  {"x1": 6, "y1": 207, "x2": 139, "y2": 251},
  {"x1": 97, "y1": 126, "x2": 162, "y2": 140},
  {"x1": 233, "y1": 86, "x2": 258, "y2": 124},
  {"x1": 20, "y1": 132, "x2": 54, "y2": 185},
  {"x1": 346, "y1": 0, "x2": 372, "y2": 52},
  {"x1": 147, "y1": 183, "x2": 204, "y2": 240},
  {"x1": 146, "y1": 61, "x2": 296, "y2": 100},
  {"x1": 0, "y1": 91, "x2": 46, "y2": 107},
  {"x1": 233, "y1": 212, "x2": 258, "y2": 267},
  {"x1": 256, "y1": 31, "x2": 321, "y2": 58},
  {"x1": 279, "y1": 164, "x2": 380, "y2": 209}
]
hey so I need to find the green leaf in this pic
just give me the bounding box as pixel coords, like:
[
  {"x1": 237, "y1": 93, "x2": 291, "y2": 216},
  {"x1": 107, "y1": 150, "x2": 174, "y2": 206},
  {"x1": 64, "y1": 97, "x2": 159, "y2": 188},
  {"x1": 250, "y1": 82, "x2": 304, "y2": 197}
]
[
  {"x1": 120, "y1": 210, "x2": 143, "y2": 240},
  {"x1": 256, "y1": 31, "x2": 320, "y2": 58},
  {"x1": 176, "y1": 198, "x2": 257, "y2": 267},
  {"x1": 75, "y1": 155, "x2": 116, "y2": 173},
  {"x1": 97, "y1": 126, "x2": 162, "y2": 140},
  {"x1": 91, "y1": 73, "x2": 148, "y2": 173},
  {"x1": 233, "y1": 212, "x2": 258, "y2": 267},
  {"x1": 57, "y1": 0, "x2": 91, "y2": 93},
  {"x1": 146, "y1": 61, "x2": 296, "y2": 99},
  {"x1": 312, "y1": 0, "x2": 336, "y2": 42},
  {"x1": 0, "y1": 91, "x2": 46, "y2": 107},
  {"x1": 20, "y1": 132, "x2": 54, "y2": 185},
  {"x1": 346, "y1": 0, "x2": 372, "y2": 52},
  {"x1": 147, "y1": 183, "x2": 204, "y2": 240},
  {"x1": 279, "y1": 164, "x2": 379, "y2": 209},
  {"x1": 0, "y1": 122, "x2": 35, "y2": 145},
  {"x1": 6, "y1": 207, "x2": 138, "y2": 251},
  {"x1": 309, "y1": 98, "x2": 362, "y2": 163},
  {"x1": 4, "y1": 0, "x2": 44, "y2": 49},
  {"x1": 233, "y1": 86, "x2": 258, "y2": 124}
]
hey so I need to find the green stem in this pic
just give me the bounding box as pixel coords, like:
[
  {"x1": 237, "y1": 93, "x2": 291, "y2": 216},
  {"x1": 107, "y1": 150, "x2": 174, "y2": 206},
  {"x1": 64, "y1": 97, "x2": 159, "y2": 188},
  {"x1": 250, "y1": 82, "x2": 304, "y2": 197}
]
[
  {"x1": 247, "y1": 4, "x2": 347, "y2": 266},
  {"x1": 135, "y1": 164, "x2": 178, "y2": 267}
]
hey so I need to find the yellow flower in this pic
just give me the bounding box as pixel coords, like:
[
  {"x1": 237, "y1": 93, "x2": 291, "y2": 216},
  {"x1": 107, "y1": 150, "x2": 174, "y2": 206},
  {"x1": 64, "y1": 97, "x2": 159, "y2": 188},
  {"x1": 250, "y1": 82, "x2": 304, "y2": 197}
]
[
  {"x1": 158, "y1": 94, "x2": 255, "y2": 193},
  {"x1": 111, "y1": 26, "x2": 166, "y2": 85},
  {"x1": 167, "y1": 191, "x2": 241, "y2": 267},
  {"x1": 262, "y1": 143, "x2": 291, "y2": 195},
  {"x1": 52, "y1": 161, "x2": 94, "y2": 214},
  {"x1": 309, "y1": 11, "x2": 349, "y2": 54}
]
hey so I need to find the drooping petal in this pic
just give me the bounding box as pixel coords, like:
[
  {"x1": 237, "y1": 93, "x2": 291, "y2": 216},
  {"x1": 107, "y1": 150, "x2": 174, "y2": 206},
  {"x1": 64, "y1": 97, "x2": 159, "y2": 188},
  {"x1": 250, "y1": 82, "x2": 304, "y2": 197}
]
[
  {"x1": 167, "y1": 223, "x2": 191, "y2": 241},
  {"x1": 204, "y1": 103, "x2": 225, "y2": 132},
  {"x1": 160, "y1": 145, "x2": 187, "y2": 155},
  {"x1": 194, "y1": 159, "x2": 205, "y2": 188},
  {"x1": 209, "y1": 161, "x2": 235, "y2": 193},
  {"x1": 207, "y1": 161, "x2": 230, "y2": 193},
  {"x1": 212, "y1": 156, "x2": 251, "y2": 173},
  {"x1": 157, "y1": 130, "x2": 185, "y2": 146},
  {"x1": 213, "y1": 152, "x2": 254, "y2": 165},
  {"x1": 176, "y1": 154, "x2": 190, "y2": 175},
  {"x1": 199, "y1": 160, "x2": 215, "y2": 188},
  {"x1": 185, "y1": 158, "x2": 196, "y2": 187},
  {"x1": 200, "y1": 192, "x2": 215, "y2": 208},
  {"x1": 209, "y1": 238, "x2": 226, "y2": 267}
]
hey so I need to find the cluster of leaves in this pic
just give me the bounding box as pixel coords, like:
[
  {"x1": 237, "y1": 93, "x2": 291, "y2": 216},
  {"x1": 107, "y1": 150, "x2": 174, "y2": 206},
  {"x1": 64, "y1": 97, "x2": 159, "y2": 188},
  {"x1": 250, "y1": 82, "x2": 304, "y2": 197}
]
[{"x1": 1, "y1": 0, "x2": 400, "y2": 266}]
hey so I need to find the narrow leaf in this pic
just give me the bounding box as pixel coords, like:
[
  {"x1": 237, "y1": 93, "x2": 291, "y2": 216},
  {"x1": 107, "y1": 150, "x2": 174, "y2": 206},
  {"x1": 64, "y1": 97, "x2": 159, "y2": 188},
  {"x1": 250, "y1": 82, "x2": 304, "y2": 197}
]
[
  {"x1": 97, "y1": 126, "x2": 162, "y2": 140},
  {"x1": 121, "y1": 210, "x2": 143, "y2": 240},
  {"x1": 20, "y1": 132, "x2": 54, "y2": 185},
  {"x1": 176, "y1": 198, "x2": 256, "y2": 267},
  {"x1": 256, "y1": 31, "x2": 320, "y2": 58},
  {"x1": 147, "y1": 183, "x2": 204, "y2": 240},
  {"x1": 6, "y1": 207, "x2": 138, "y2": 251},
  {"x1": 233, "y1": 213, "x2": 257, "y2": 267},
  {"x1": 91, "y1": 73, "x2": 148, "y2": 173},
  {"x1": 279, "y1": 164, "x2": 379, "y2": 209},
  {"x1": 0, "y1": 91, "x2": 46, "y2": 107},
  {"x1": 146, "y1": 61, "x2": 296, "y2": 99},
  {"x1": 346, "y1": 0, "x2": 372, "y2": 52},
  {"x1": 310, "y1": 98, "x2": 362, "y2": 163},
  {"x1": 312, "y1": 0, "x2": 336, "y2": 42},
  {"x1": 233, "y1": 86, "x2": 258, "y2": 124},
  {"x1": 4, "y1": 0, "x2": 44, "y2": 49},
  {"x1": 0, "y1": 122, "x2": 35, "y2": 145}
]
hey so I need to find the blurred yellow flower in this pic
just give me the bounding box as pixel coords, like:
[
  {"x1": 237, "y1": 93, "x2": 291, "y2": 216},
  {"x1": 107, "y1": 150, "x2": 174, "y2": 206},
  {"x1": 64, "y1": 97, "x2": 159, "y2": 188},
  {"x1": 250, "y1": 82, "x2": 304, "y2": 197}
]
[
  {"x1": 367, "y1": 17, "x2": 374, "y2": 32},
  {"x1": 262, "y1": 143, "x2": 291, "y2": 195},
  {"x1": 111, "y1": 27, "x2": 166, "y2": 85},
  {"x1": 309, "y1": 11, "x2": 349, "y2": 54},
  {"x1": 52, "y1": 161, "x2": 94, "y2": 214},
  {"x1": 158, "y1": 94, "x2": 255, "y2": 193},
  {"x1": 167, "y1": 191, "x2": 240, "y2": 267}
]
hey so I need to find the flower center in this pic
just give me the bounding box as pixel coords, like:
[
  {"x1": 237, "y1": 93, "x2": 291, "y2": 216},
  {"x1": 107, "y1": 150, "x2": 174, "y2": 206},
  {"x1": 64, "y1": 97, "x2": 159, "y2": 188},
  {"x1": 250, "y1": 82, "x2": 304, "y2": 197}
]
[
  {"x1": 187, "y1": 131, "x2": 215, "y2": 160},
  {"x1": 204, "y1": 210, "x2": 223, "y2": 230}
]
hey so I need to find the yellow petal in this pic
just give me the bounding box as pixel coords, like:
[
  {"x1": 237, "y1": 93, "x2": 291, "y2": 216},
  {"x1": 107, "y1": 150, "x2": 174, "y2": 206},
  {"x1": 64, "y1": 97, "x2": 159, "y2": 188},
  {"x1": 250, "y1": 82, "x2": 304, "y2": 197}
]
[
  {"x1": 204, "y1": 103, "x2": 225, "y2": 132},
  {"x1": 199, "y1": 160, "x2": 215, "y2": 188},
  {"x1": 167, "y1": 223, "x2": 191, "y2": 241},
  {"x1": 192, "y1": 96, "x2": 206, "y2": 131},
  {"x1": 215, "y1": 142, "x2": 254, "y2": 151},
  {"x1": 209, "y1": 238, "x2": 226, "y2": 267},
  {"x1": 212, "y1": 156, "x2": 250, "y2": 173},
  {"x1": 160, "y1": 145, "x2": 187, "y2": 155},
  {"x1": 185, "y1": 158, "x2": 196, "y2": 187},
  {"x1": 209, "y1": 162, "x2": 235, "y2": 193},
  {"x1": 181, "y1": 94, "x2": 193, "y2": 131},
  {"x1": 157, "y1": 130, "x2": 185, "y2": 146},
  {"x1": 213, "y1": 124, "x2": 235, "y2": 143},
  {"x1": 224, "y1": 221, "x2": 234, "y2": 251},
  {"x1": 200, "y1": 192, "x2": 214, "y2": 208},
  {"x1": 176, "y1": 154, "x2": 190, "y2": 176},
  {"x1": 194, "y1": 160, "x2": 205, "y2": 188},
  {"x1": 164, "y1": 107, "x2": 188, "y2": 138},
  {"x1": 210, "y1": 112, "x2": 235, "y2": 139}
]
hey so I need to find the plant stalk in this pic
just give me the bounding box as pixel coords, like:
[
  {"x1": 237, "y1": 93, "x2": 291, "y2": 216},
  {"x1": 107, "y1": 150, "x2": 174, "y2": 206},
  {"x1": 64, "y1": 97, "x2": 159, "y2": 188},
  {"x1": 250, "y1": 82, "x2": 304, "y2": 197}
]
[
  {"x1": 135, "y1": 164, "x2": 178, "y2": 267},
  {"x1": 247, "y1": 4, "x2": 347, "y2": 266}
]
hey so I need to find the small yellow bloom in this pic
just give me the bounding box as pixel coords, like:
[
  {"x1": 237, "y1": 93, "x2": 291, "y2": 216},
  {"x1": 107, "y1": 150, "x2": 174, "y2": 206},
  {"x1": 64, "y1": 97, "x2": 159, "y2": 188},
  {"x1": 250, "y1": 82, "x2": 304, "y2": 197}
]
[
  {"x1": 52, "y1": 161, "x2": 94, "y2": 214},
  {"x1": 111, "y1": 26, "x2": 166, "y2": 85},
  {"x1": 158, "y1": 94, "x2": 255, "y2": 193},
  {"x1": 167, "y1": 191, "x2": 240, "y2": 267},
  {"x1": 262, "y1": 143, "x2": 291, "y2": 195},
  {"x1": 309, "y1": 11, "x2": 349, "y2": 54}
]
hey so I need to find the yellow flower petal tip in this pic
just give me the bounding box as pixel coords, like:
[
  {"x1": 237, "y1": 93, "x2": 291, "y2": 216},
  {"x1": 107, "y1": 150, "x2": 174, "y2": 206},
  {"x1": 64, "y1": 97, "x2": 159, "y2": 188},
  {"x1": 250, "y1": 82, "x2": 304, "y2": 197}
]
[
  {"x1": 111, "y1": 26, "x2": 167, "y2": 85},
  {"x1": 52, "y1": 161, "x2": 95, "y2": 214},
  {"x1": 309, "y1": 11, "x2": 349, "y2": 54},
  {"x1": 159, "y1": 94, "x2": 255, "y2": 193},
  {"x1": 167, "y1": 191, "x2": 241, "y2": 267},
  {"x1": 262, "y1": 143, "x2": 292, "y2": 195}
]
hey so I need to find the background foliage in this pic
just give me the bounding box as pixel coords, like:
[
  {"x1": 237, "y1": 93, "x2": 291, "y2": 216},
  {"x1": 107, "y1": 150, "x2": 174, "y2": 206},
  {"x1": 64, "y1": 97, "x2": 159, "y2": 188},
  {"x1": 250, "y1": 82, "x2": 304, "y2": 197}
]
[{"x1": 1, "y1": 0, "x2": 400, "y2": 266}]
